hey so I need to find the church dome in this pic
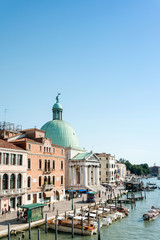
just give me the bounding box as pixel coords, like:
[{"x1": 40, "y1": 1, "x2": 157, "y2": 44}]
[
  {"x1": 41, "y1": 120, "x2": 79, "y2": 148},
  {"x1": 41, "y1": 94, "x2": 79, "y2": 148}
]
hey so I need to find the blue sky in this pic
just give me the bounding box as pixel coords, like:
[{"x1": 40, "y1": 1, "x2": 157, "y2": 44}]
[{"x1": 0, "y1": 0, "x2": 160, "y2": 166}]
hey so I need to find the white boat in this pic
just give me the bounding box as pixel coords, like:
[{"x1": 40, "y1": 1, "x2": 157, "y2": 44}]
[
  {"x1": 100, "y1": 216, "x2": 112, "y2": 225},
  {"x1": 48, "y1": 219, "x2": 97, "y2": 236}
]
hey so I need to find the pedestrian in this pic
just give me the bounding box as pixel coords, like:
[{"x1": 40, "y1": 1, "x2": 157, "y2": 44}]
[
  {"x1": 17, "y1": 210, "x2": 20, "y2": 221},
  {"x1": 2, "y1": 208, "x2": 4, "y2": 217},
  {"x1": 48, "y1": 203, "x2": 50, "y2": 211},
  {"x1": 8, "y1": 205, "x2": 11, "y2": 213},
  {"x1": 52, "y1": 202, "x2": 55, "y2": 211}
]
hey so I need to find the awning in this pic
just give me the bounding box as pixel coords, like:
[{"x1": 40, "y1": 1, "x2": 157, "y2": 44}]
[
  {"x1": 43, "y1": 191, "x2": 54, "y2": 198},
  {"x1": 78, "y1": 189, "x2": 87, "y2": 193}
]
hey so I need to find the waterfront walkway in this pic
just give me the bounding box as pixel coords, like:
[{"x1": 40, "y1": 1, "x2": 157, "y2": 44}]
[{"x1": 0, "y1": 186, "x2": 126, "y2": 238}]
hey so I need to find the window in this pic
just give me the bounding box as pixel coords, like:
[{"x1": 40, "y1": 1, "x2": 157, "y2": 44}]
[
  {"x1": 27, "y1": 176, "x2": 31, "y2": 188},
  {"x1": 112, "y1": 164, "x2": 114, "y2": 168},
  {"x1": 44, "y1": 176, "x2": 47, "y2": 184},
  {"x1": 28, "y1": 158, "x2": 31, "y2": 169},
  {"x1": 48, "y1": 160, "x2": 50, "y2": 171},
  {"x1": 44, "y1": 147, "x2": 46, "y2": 152},
  {"x1": 44, "y1": 160, "x2": 47, "y2": 172},
  {"x1": 53, "y1": 148, "x2": 55, "y2": 153},
  {"x1": 61, "y1": 149, "x2": 63, "y2": 154},
  {"x1": 61, "y1": 175, "x2": 63, "y2": 185},
  {"x1": 52, "y1": 176, "x2": 55, "y2": 185},
  {"x1": 99, "y1": 164, "x2": 101, "y2": 168},
  {"x1": 3, "y1": 174, "x2": 8, "y2": 190},
  {"x1": 106, "y1": 163, "x2": 108, "y2": 168},
  {"x1": 61, "y1": 161, "x2": 63, "y2": 170},
  {"x1": 53, "y1": 160, "x2": 55, "y2": 170},
  {"x1": 28, "y1": 144, "x2": 31, "y2": 150},
  {"x1": 39, "y1": 159, "x2": 42, "y2": 170},
  {"x1": 40, "y1": 146, "x2": 42, "y2": 151},
  {"x1": 17, "y1": 155, "x2": 22, "y2": 165},
  {"x1": 17, "y1": 174, "x2": 22, "y2": 188},
  {"x1": 3, "y1": 153, "x2": 9, "y2": 165},
  {"x1": 39, "y1": 193, "x2": 42, "y2": 199},
  {"x1": 99, "y1": 171, "x2": 101, "y2": 175},
  {"x1": 11, "y1": 154, "x2": 16, "y2": 165},
  {"x1": 10, "y1": 174, "x2": 15, "y2": 189},
  {"x1": 27, "y1": 194, "x2": 31, "y2": 200},
  {"x1": 39, "y1": 176, "x2": 42, "y2": 187},
  {"x1": 48, "y1": 176, "x2": 51, "y2": 184},
  {"x1": 49, "y1": 148, "x2": 51, "y2": 152}
]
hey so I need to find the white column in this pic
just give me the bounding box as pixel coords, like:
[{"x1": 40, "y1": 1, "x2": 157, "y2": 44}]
[
  {"x1": 8, "y1": 154, "x2": 11, "y2": 165},
  {"x1": 8, "y1": 174, "x2": 10, "y2": 190},
  {"x1": 72, "y1": 166, "x2": 75, "y2": 186},
  {"x1": 96, "y1": 166, "x2": 99, "y2": 185},
  {"x1": 79, "y1": 166, "x2": 82, "y2": 186},
  {"x1": 88, "y1": 166, "x2": 91, "y2": 185},
  {"x1": 69, "y1": 166, "x2": 72, "y2": 186},
  {"x1": 83, "y1": 166, "x2": 88, "y2": 187},
  {"x1": 92, "y1": 167, "x2": 95, "y2": 186}
]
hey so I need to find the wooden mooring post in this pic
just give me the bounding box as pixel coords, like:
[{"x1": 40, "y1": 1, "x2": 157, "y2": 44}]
[
  {"x1": 38, "y1": 228, "x2": 40, "y2": 240},
  {"x1": 8, "y1": 223, "x2": 10, "y2": 240},
  {"x1": 98, "y1": 216, "x2": 101, "y2": 240},
  {"x1": 55, "y1": 215, "x2": 58, "y2": 240},
  {"x1": 81, "y1": 218, "x2": 84, "y2": 235},
  {"x1": 72, "y1": 216, "x2": 74, "y2": 238},
  {"x1": 29, "y1": 218, "x2": 31, "y2": 239},
  {"x1": 45, "y1": 214, "x2": 47, "y2": 233}
]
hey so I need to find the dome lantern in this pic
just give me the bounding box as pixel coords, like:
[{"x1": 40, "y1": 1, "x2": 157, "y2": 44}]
[{"x1": 52, "y1": 93, "x2": 63, "y2": 120}]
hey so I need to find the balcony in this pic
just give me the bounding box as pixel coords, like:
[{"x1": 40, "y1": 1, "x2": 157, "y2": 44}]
[
  {"x1": 43, "y1": 184, "x2": 54, "y2": 191},
  {"x1": 0, "y1": 188, "x2": 26, "y2": 196},
  {"x1": 43, "y1": 169, "x2": 52, "y2": 174}
]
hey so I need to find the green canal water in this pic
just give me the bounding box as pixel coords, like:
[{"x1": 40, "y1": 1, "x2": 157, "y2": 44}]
[{"x1": 2, "y1": 178, "x2": 160, "y2": 240}]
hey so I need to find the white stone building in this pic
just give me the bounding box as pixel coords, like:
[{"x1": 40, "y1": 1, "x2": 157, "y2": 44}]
[{"x1": 96, "y1": 153, "x2": 116, "y2": 184}]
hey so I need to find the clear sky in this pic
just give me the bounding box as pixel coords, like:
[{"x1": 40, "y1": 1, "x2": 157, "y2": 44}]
[{"x1": 0, "y1": 0, "x2": 160, "y2": 166}]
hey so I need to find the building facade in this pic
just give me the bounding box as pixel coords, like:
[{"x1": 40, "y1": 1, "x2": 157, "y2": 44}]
[
  {"x1": 8, "y1": 128, "x2": 65, "y2": 204},
  {"x1": 115, "y1": 161, "x2": 126, "y2": 182},
  {"x1": 41, "y1": 95, "x2": 105, "y2": 192},
  {"x1": 96, "y1": 153, "x2": 116, "y2": 184},
  {"x1": 0, "y1": 139, "x2": 27, "y2": 212}
]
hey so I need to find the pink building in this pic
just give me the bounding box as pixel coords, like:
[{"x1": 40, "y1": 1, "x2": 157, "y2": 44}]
[{"x1": 0, "y1": 139, "x2": 27, "y2": 212}]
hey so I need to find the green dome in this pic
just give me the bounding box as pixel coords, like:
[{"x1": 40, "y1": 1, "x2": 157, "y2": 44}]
[
  {"x1": 52, "y1": 102, "x2": 63, "y2": 110},
  {"x1": 41, "y1": 120, "x2": 79, "y2": 148}
]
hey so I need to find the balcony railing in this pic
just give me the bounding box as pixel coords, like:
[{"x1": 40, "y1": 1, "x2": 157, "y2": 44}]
[
  {"x1": 43, "y1": 184, "x2": 54, "y2": 191},
  {"x1": 0, "y1": 188, "x2": 26, "y2": 196},
  {"x1": 43, "y1": 169, "x2": 52, "y2": 174}
]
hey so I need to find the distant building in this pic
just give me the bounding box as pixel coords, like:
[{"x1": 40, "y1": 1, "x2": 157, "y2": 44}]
[
  {"x1": 96, "y1": 153, "x2": 116, "y2": 184},
  {"x1": 8, "y1": 128, "x2": 65, "y2": 204},
  {"x1": 150, "y1": 165, "x2": 160, "y2": 176},
  {"x1": 115, "y1": 161, "x2": 126, "y2": 182},
  {"x1": 0, "y1": 121, "x2": 22, "y2": 140},
  {"x1": 0, "y1": 139, "x2": 27, "y2": 212}
]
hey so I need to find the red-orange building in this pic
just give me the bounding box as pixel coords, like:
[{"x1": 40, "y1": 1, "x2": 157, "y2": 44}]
[{"x1": 9, "y1": 128, "x2": 65, "y2": 204}]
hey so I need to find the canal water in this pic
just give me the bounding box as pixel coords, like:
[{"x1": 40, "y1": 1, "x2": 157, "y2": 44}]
[{"x1": 2, "y1": 178, "x2": 160, "y2": 240}]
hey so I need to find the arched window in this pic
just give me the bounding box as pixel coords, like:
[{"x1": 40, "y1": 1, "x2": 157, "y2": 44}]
[
  {"x1": 39, "y1": 159, "x2": 42, "y2": 170},
  {"x1": 48, "y1": 160, "x2": 50, "y2": 171},
  {"x1": 52, "y1": 176, "x2": 55, "y2": 185},
  {"x1": 27, "y1": 176, "x2": 31, "y2": 188},
  {"x1": 39, "y1": 176, "x2": 42, "y2": 187},
  {"x1": 10, "y1": 174, "x2": 15, "y2": 189},
  {"x1": 17, "y1": 174, "x2": 22, "y2": 188},
  {"x1": 61, "y1": 161, "x2": 63, "y2": 170},
  {"x1": 28, "y1": 158, "x2": 31, "y2": 169},
  {"x1": 44, "y1": 176, "x2": 47, "y2": 184},
  {"x1": 3, "y1": 174, "x2": 8, "y2": 190},
  {"x1": 45, "y1": 160, "x2": 47, "y2": 172},
  {"x1": 48, "y1": 176, "x2": 51, "y2": 184},
  {"x1": 53, "y1": 160, "x2": 55, "y2": 170}
]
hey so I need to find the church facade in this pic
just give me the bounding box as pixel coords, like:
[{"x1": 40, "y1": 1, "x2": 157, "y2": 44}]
[{"x1": 41, "y1": 95, "x2": 105, "y2": 192}]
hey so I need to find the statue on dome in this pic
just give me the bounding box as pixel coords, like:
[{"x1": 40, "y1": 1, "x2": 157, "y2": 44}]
[{"x1": 56, "y1": 93, "x2": 61, "y2": 103}]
